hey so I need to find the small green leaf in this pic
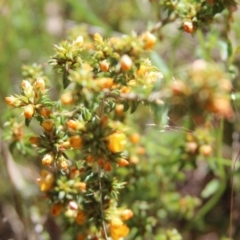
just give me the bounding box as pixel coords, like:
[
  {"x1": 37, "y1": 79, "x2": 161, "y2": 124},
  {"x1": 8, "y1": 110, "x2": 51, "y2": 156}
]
[
  {"x1": 58, "y1": 191, "x2": 65, "y2": 200},
  {"x1": 25, "y1": 118, "x2": 32, "y2": 127},
  {"x1": 201, "y1": 179, "x2": 220, "y2": 198},
  {"x1": 130, "y1": 101, "x2": 139, "y2": 114},
  {"x1": 63, "y1": 69, "x2": 70, "y2": 89}
]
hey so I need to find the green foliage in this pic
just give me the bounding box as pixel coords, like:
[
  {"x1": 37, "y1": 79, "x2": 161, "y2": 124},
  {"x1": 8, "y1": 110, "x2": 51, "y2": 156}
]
[{"x1": 1, "y1": 1, "x2": 240, "y2": 240}]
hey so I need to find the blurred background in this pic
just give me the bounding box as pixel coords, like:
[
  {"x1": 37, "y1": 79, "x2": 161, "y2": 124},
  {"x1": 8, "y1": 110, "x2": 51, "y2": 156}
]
[{"x1": 1, "y1": 1, "x2": 240, "y2": 240}]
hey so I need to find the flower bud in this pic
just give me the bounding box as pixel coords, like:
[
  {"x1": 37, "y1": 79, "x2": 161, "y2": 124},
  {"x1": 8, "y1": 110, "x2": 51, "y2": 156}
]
[
  {"x1": 61, "y1": 92, "x2": 74, "y2": 105},
  {"x1": 74, "y1": 182, "x2": 87, "y2": 192},
  {"x1": 70, "y1": 135, "x2": 83, "y2": 148},
  {"x1": 129, "y1": 156, "x2": 139, "y2": 164},
  {"x1": 41, "y1": 119, "x2": 54, "y2": 132},
  {"x1": 141, "y1": 32, "x2": 156, "y2": 50},
  {"x1": 34, "y1": 78, "x2": 45, "y2": 91},
  {"x1": 117, "y1": 158, "x2": 129, "y2": 167},
  {"x1": 29, "y1": 136, "x2": 41, "y2": 146},
  {"x1": 21, "y1": 80, "x2": 32, "y2": 90},
  {"x1": 60, "y1": 160, "x2": 68, "y2": 170},
  {"x1": 104, "y1": 161, "x2": 112, "y2": 172},
  {"x1": 75, "y1": 211, "x2": 86, "y2": 225},
  {"x1": 24, "y1": 105, "x2": 35, "y2": 119},
  {"x1": 100, "y1": 115, "x2": 108, "y2": 127},
  {"x1": 93, "y1": 33, "x2": 103, "y2": 43},
  {"x1": 5, "y1": 96, "x2": 18, "y2": 107},
  {"x1": 199, "y1": 144, "x2": 212, "y2": 156},
  {"x1": 185, "y1": 142, "x2": 198, "y2": 153},
  {"x1": 183, "y1": 21, "x2": 194, "y2": 33},
  {"x1": 95, "y1": 78, "x2": 113, "y2": 89},
  {"x1": 129, "y1": 133, "x2": 140, "y2": 144},
  {"x1": 136, "y1": 147, "x2": 146, "y2": 155},
  {"x1": 69, "y1": 201, "x2": 78, "y2": 210},
  {"x1": 51, "y1": 203, "x2": 63, "y2": 216},
  {"x1": 75, "y1": 35, "x2": 84, "y2": 45},
  {"x1": 39, "y1": 106, "x2": 51, "y2": 117},
  {"x1": 115, "y1": 104, "x2": 124, "y2": 116},
  {"x1": 120, "y1": 209, "x2": 133, "y2": 220},
  {"x1": 120, "y1": 54, "x2": 132, "y2": 71},
  {"x1": 67, "y1": 119, "x2": 78, "y2": 130},
  {"x1": 59, "y1": 141, "x2": 71, "y2": 150},
  {"x1": 42, "y1": 153, "x2": 54, "y2": 166},
  {"x1": 100, "y1": 60, "x2": 109, "y2": 72}
]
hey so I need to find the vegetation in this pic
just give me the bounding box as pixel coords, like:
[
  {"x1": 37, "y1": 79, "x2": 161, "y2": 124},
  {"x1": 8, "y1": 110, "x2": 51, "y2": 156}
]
[{"x1": 1, "y1": 1, "x2": 240, "y2": 239}]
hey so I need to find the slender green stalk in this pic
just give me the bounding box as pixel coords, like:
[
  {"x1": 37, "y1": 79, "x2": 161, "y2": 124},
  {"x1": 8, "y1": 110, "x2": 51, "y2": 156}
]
[{"x1": 217, "y1": 118, "x2": 226, "y2": 179}]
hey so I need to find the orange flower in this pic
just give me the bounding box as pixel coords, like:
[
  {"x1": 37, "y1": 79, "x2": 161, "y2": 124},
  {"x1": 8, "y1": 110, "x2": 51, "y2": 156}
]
[
  {"x1": 70, "y1": 135, "x2": 83, "y2": 148},
  {"x1": 107, "y1": 132, "x2": 126, "y2": 153}
]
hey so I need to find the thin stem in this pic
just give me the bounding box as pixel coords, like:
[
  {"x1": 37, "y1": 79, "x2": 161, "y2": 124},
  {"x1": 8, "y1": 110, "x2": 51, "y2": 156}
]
[
  {"x1": 229, "y1": 148, "x2": 240, "y2": 239},
  {"x1": 97, "y1": 166, "x2": 108, "y2": 239},
  {"x1": 217, "y1": 118, "x2": 225, "y2": 179}
]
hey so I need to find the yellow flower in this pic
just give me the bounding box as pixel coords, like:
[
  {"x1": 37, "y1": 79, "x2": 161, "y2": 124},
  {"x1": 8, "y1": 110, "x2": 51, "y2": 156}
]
[
  {"x1": 37, "y1": 170, "x2": 54, "y2": 192},
  {"x1": 110, "y1": 217, "x2": 130, "y2": 240},
  {"x1": 107, "y1": 132, "x2": 126, "y2": 153}
]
